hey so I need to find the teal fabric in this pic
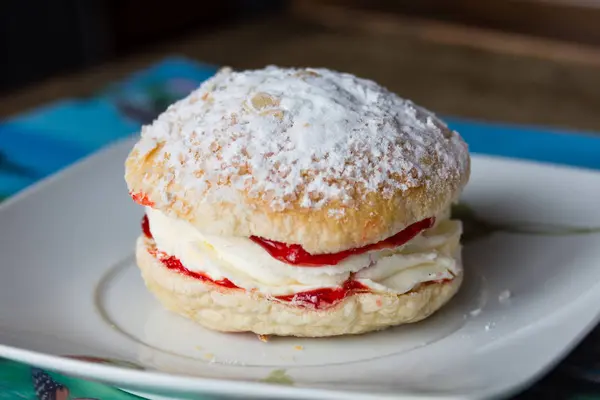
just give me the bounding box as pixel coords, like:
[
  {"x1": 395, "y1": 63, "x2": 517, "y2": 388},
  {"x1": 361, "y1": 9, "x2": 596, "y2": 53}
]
[
  {"x1": 0, "y1": 359, "x2": 145, "y2": 399},
  {"x1": 0, "y1": 57, "x2": 599, "y2": 399}
]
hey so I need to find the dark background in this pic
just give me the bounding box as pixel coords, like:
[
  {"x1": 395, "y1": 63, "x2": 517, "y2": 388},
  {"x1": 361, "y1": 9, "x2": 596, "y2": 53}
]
[
  {"x1": 0, "y1": 0, "x2": 285, "y2": 92},
  {"x1": 3, "y1": 0, "x2": 600, "y2": 94}
]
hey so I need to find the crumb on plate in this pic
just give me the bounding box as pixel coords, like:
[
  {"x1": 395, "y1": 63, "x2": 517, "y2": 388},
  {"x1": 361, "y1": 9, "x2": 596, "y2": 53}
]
[{"x1": 258, "y1": 334, "x2": 270, "y2": 342}]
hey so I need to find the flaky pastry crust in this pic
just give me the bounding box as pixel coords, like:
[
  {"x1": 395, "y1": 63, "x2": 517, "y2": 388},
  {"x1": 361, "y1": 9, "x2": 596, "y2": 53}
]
[{"x1": 136, "y1": 236, "x2": 463, "y2": 337}]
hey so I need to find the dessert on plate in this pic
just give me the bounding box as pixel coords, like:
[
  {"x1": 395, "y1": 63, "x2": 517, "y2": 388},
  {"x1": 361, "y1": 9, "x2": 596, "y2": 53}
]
[{"x1": 125, "y1": 66, "x2": 470, "y2": 337}]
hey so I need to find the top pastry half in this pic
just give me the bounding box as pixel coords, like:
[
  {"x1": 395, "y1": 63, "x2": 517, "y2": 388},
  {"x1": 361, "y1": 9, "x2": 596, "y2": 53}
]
[{"x1": 125, "y1": 66, "x2": 470, "y2": 254}]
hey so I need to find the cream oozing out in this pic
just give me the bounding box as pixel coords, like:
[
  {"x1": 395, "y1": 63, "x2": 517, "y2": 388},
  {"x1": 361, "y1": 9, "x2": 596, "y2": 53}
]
[{"x1": 145, "y1": 207, "x2": 462, "y2": 296}]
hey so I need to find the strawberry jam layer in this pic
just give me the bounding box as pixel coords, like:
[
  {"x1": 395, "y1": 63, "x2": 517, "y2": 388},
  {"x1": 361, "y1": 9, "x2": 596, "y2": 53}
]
[
  {"x1": 142, "y1": 214, "x2": 152, "y2": 238},
  {"x1": 144, "y1": 216, "x2": 239, "y2": 288},
  {"x1": 250, "y1": 217, "x2": 435, "y2": 266},
  {"x1": 134, "y1": 190, "x2": 434, "y2": 267},
  {"x1": 131, "y1": 192, "x2": 154, "y2": 207},
  {"x1": 152, "y1": 249, "x2": 240, "y2": 289},
  {"x1": 276, "y1": 279, "x2": 368, "y2": 308},
  {"x1": 142, "y1": 214, "x2": 370, "y2": 308}
]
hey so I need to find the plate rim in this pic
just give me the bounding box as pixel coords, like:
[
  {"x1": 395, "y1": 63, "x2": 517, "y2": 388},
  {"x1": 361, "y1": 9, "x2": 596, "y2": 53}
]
[
  {"x1": 0, "y1": 344, "x2": 463, "y2": 400},
  {"x1": 2, "y1": 139, "x2": 600, "y2": 399},
  {"x1": 2, "y1": 276, "x2": 600, "y2": 400}
]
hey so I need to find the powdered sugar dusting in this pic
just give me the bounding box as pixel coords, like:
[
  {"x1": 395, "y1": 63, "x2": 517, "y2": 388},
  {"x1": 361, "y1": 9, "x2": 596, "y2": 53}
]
[{"x1": 138, "y1": 66, "x2": 469, "y2": 210}]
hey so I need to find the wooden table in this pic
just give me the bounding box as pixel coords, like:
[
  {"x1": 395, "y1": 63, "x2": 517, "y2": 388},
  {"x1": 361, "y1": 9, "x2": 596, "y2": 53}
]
[{"x1": 2, "y1": 14, "x2": 600, "y2": 134}]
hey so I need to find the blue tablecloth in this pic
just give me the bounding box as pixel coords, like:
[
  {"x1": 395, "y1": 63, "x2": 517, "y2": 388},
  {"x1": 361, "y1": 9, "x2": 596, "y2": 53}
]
[{"x1": 1, "y1": 58, "x2": 599, "y2": 399}]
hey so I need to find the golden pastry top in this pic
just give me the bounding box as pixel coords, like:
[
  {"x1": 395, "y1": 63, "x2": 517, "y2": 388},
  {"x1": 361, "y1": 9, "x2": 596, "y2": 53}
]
[{"x1": 125, "y1": 66, "x2": 470, "y2": 253}]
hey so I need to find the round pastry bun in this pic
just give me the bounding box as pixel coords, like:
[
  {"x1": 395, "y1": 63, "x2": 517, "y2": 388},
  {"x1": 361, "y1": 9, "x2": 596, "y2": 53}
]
[
  {"x1": 125, "y1": 67, "x2": 470, "y2": 254},
  {"x1": 136, "y1": 235, "x2": 463, "y2": 337}
]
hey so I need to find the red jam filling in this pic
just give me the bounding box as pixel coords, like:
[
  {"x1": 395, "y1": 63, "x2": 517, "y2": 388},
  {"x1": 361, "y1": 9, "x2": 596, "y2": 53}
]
[
  {"x1": 142, "y1": 214, "x2": 152, "y2": 239},
  {"x1": 131, "y1": 192, "x2": 154, "y2": 207},
  {"x1": 143, "y1": 218, "x2": 238, "y2": 288},
  {"x1": 140, "y1": 215, "x2": 442, "y2": 309},
  {"x1": 153, "y1": 250, "x2": 240, "y2": 289},
  {"x1": 142, "y1": 215, "x2": 369, "y2": 308},
  {"x1": 250, "y1": 217, "x2": 435, "y2": 266},
  {"x1": 275, "y1": 279, "x2": 368, "y2": 308}
]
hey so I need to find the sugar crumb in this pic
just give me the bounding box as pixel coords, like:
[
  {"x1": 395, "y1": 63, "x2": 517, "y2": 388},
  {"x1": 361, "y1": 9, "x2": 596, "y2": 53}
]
[
  {"x1": 498, "y1": 290, "x2": 511, "y2": 304},
  {"x1": 258, "y1": 334, "x2": 270, "y2": 343},
  {"x1": 294, "y1": 345, "x2": 304, "y2": 351},
  {"x1": 469, "y1": 308, "x2": 482, "y2": 317}
]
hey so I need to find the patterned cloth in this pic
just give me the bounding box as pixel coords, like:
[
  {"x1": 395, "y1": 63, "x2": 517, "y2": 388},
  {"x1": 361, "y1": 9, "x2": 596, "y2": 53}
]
[{"x1": 0, "y1": 57, "x2": 599, "y2": 399}]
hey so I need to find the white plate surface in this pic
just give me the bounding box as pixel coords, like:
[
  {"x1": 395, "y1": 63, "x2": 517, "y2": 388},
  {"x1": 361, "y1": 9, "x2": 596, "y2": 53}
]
[{"x1": 1, "y1": 138, "x2": 600, "y2": 400}]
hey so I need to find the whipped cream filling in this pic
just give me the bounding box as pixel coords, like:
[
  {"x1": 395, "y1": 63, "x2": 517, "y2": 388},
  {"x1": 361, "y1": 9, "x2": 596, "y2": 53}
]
[{"x1": 145, "y1": 207, "x2": 463, "y2": 296}]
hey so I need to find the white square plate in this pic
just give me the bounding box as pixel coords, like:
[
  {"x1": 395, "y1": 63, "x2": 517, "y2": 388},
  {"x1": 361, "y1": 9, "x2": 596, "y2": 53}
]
[{"x1": 1, "y1": 138, "x2": 600, "y2": 400}]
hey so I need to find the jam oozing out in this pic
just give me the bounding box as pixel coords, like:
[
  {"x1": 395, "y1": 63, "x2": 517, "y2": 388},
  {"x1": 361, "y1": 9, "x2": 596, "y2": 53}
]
[
  {"x1": 275, "y1": 279, "x2": 368, "y2": 309},
  {"x1": 131, "y1": 192, "x2": 154, "y2": 207},
  {"x1": 250, "y1": 217, "x2": 435, "y2": 266},
  {"x1": 143, "y1": 216, "x2": 237, "y2": 287},
  {"x1": 158, "y1": 247, "x2": 366, "y2": 307},
  {"x1": 143, "y1": 214, "x2": 368, "y2": 308},
  {"x1": 140, "y1": 214, "x2": 447, "y2": 309},
  {"x1": 142, "y1": 215, "x2": 152, "y2": 239},
  {"x1": 155, "y1": 251, "x2": 240, "y2": 289}
]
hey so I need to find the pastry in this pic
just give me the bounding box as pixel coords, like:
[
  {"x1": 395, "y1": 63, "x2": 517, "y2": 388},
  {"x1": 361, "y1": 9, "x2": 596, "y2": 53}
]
[{"x1": 125, "y1": 66, "x2": 470, "y2": 337}]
